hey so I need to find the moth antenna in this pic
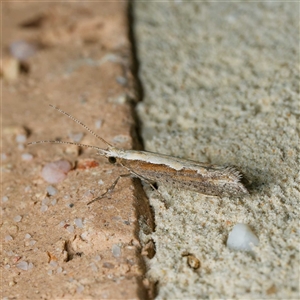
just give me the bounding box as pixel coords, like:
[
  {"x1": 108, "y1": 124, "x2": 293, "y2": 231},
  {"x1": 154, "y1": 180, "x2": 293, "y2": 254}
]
[
  {"x1": 28, "y1": 140, "x2": 106, "y2": 153},
  {"x1": 49, "y1": 104, "x2": 112, "y2": 148}
]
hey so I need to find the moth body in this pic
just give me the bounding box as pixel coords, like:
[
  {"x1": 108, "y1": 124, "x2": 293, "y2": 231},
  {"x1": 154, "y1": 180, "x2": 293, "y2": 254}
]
[{"x1": 102, "y1": 147, "x2": 248, "y2": 197}]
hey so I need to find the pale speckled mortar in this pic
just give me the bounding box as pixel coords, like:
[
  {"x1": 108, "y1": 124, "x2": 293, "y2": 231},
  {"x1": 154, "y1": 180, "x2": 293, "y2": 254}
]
[{"x1": 135, "y1": 2, "x2": 299, "y2": 299}]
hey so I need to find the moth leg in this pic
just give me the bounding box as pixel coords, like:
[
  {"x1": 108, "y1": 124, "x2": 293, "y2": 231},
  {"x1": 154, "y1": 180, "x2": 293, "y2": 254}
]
[
  {"x1": 125, "y1": 168, "x2": 168, "y2": 207},
  {"x1": 87, "y1": 174, "x2": 131, "y2": 205}
]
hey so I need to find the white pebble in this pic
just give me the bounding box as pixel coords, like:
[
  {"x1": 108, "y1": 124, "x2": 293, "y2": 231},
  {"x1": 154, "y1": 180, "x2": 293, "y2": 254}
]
[
  {"x1": 112, "y1": 244, "x2": 121, "y2": 258},
  {"x1": 68, "y1": 132, "x2": 84, "y2": 143},
  {"x1": 42, "y1": 198, "x2": 50, "y2": 205},
  {"x1": 41, "y1": 205, "x2": 48, "y2": 212},
  {"x1": 94, "y1": 255, "x2": 101, "y2": 261},
  {"x1": 77, "y1": 285, "x2": 84, "y2": 293},
  {"x1": 1, "y1": 153, "x2": 7, "y2": 160},
  {"x1": 10, "y1": 40, "x2": 37, "y2": 61},
  {"x1": 16, "y1": 134, "x2": 27, "y2": 143},
  {"x1": 98, "y1": 179, "x2": 104, "y2": 185},
  {"x1": 67, "y1": 225, "x2": 74, "y2": 233},
  {"x1": 21, "y1": 153, "x2": 33, "y2": 161},
  {"x1": 29, "y1": 240, "x2": 36, "y2": 246},
  {"x1": 46, "y1": 185, "x2": 57, "y2": 196},
  {"x1": 90, "y1": 262, "x2": 98, "y2": 272},
  {"x1": 227, "y1": 223, "x2": 259, "y2": 252},
  {"x1": 59, "y1": 221, "x2": 66, "y2": 227},
  {"x1": 14, "y1": 215, "x2": 22, "y2": 222},
  {"x1": 24, "y1": 186, "x2": 31, "y2": 193},
  {"x1": 80, "y1": 232, "x2": 88, "y2": 241},
  {"x1": 74, "y1": 218, "x2": 83, "y2": 228},
  {"x1": 41, "y1": 160, "x2": 71, "y2": 184},
  {"x1": 2, "y1": 196, "x2": 9, "y2": 202},
  {"x1": 95, "y1": 119, "x2": 102, "y2": 129},
  {"x1": 28, "y1": 262, "x2": 33, "y2": 270},
  {"x1": 18, "y1": 144, "x2": 25, "y2": 151},
  {"x1": 51, "y1": 199, "x2": 57, "y2": 206},
  {"x1": 57, "y1": 267, "x2": 63, "y2": 273},
  {"x1": 5, "y1": 235, "x2": 13, "y2": 241},
  {"x1": 5, "y1": 264, "x2": 10, "y2": 269},
  {"x1": 25, "y1": 233, "x2": 31, "y2": 239},
  {"x1": 116, "y1": 76, "x2": 127, "y2": 85},
  {"x1": 16, "y1": 261, "x2": 28, "y2": 270},
  {"x1": 47, "y1": 270, "x2": 53, "y2": 275},
  {"x1": 49, "y1": 261, "x2": 58, "y2": 267}
]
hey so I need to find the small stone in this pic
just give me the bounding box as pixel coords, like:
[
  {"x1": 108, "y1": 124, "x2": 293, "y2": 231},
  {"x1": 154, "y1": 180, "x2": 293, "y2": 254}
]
[
  {"x1": 41, "y1": 160, "x2": 71, "y2": 184},
  {"x1": 29, "y1": 240, "x2": 36, "y2": 246},
  {"x1": 16, "y1": 261, "x2": 28, "y2": 270},
  {"x1": 68, "y1": 132, "x2": 84, "y2": 143},
  {"x1": 1, "y1": 57, "x2": 19, "y2": 81},
  {"x1": 14, "y1": 215, "x2": 22, "y2": 222},
  {"x1": 112, "y1": 244, "x2": 121, "y2": 258},
  {"x1": 66, "y1": 225, "x2": 74, "y2": 233},
  {"x1": 95, "y1": 119, "x2": 102, "y2": 129},
  {"x1": 90, "y1": 262, "x2": 98, "y2": 272},
  {"x1": 116, "y1": 76, "x2": 127, "y2": 85},
  {"x1": 9, "y1": 40, "x2": 37, "y2": 61},
  {"x1": 2, "y1": 196, "x2": 9, "y2": 202},
  {"x1": 25, "y1": 233, "x2": 31, "y2": 239},
  {"x1": 5, "y1": 235, "x2": 13, "y2": 241},
  {"x1": 74, "y1": 218, "x2": 83, "y2": 228},
  {"x1": 21, "y1": 153, "x2": 33, "y2": 161},
  {"x1": 16, "y1": 134, "x2": 27, "y2": 143},
  {"x1": 46, "y1": 185, "x2": 57, "y2": 196},
  {"x1": 227, "y1": 223, "x2": 259, "y2": 252},
  {"x1": 187, "y1": 255, "x2": 200, "y2": 269},
  {"x1": 40, "y1": 205, "x2": 48, "y2": 212}
]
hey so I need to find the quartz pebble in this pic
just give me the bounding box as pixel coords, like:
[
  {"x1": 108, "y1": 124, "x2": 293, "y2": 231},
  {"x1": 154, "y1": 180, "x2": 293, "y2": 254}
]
[
  {"x1": 112, "y1": 244, "x2": 121, "y2": 258},
  {"x1": 46, "y1": 185, "x2": 57, "y2": 196},
  {"x1": 41, "y1": 160, "x2": 71, "y2": 184},
  {"x1": 16, "y1": 134, "x2": 27, "y2": 143},
  {"x1": 5, "y1": 235, "x2": 13, "y2": 241},
  {"x1": 14, "y1": 215, "x2": 22, "y2": 222},
  {"x1": 9, "y1": 40, "x2": 37, "y2": 61},
  {"x1": 74, "y1": 218, "x2": 83, "y2": 228},
  {"x1": 17, "y1": 261, "x2": 28, "y2": 270},
  {"x1": 227, "y1": 223, "x2": 259, "y2": 252},
  {"x1": 21, "y1": 153, "x2": 33, "y2": 161}
]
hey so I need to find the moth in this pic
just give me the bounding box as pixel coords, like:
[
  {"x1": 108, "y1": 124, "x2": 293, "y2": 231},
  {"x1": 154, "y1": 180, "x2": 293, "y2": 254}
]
[{"x1": 29, "y1": 105, "x2": 248, "y2": 204}]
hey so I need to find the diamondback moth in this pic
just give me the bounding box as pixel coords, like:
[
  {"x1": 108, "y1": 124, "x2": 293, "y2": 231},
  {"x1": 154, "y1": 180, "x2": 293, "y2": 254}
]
[{"x1": 29, "y1": 105, "x2": 248, "y2": 204}]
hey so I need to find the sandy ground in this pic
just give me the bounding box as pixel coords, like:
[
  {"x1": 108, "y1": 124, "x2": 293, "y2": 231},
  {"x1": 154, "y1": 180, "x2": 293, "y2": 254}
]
[
  {"x1": 1, "y1": 2, "x2": 153, "y2": 299},
  {"x1": 135, "y1": 2, "x2": 299, "y2": 299}
]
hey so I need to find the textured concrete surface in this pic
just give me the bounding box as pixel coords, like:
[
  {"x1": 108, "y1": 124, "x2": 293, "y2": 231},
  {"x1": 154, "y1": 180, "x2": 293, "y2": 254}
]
[
  {"x1": 1, "y1": 2, "x2": 153, "y2": 299},
  {"x1": 135, "y1": 2, "x2": 299, "y2": 299}
]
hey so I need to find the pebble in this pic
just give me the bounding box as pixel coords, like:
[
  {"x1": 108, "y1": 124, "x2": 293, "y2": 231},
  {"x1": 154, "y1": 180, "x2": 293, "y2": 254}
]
[
  {"x1": 16, "y1": 134, "x2": 27, "y2": 143},
  {"x1": 9, "y1": 40, "x2": 37, "y2": 61},
  {"x1": 5, "y1": 235, "x2": 13, "y2": 241},
  {"x1": 16, "y1": 261, "x2": 28, "y2": 270},
  {"x1": 112, "y1": 244, "x2": 121, "y2": 258},
  {"x1": 41, "y1": 160, "x2": 71, "y2": 184},
  {"x1": 66, "y1": 225, "x2": 74, "y2": 233},
  {"x1": 227, "y1": 223, "x2": 259, "y2": 252},
  {"x1": 46, "y1": 185, "x2": 57, "y2": 196},
  {"x1": 74, "y1": 218, "x2": 83, "y2": 228},
  {"x1": 2, "y1": 196, "x2": 9, "y2": 202},
  {"x1": 95, "y1": 119, "x2": 102, "y2": 129},
  {"x1": 13, "y1": 215, "x2": 22, "y2": 222},
  {"x1": 40, "y1": 205, "x2": 48, "y2": 212},
  {"x1": 21, "y1": 153, "x2": 33, "y2": 161},
  {"x1": 68, "y1": 132, "x2": 84, "y2": 143}
]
